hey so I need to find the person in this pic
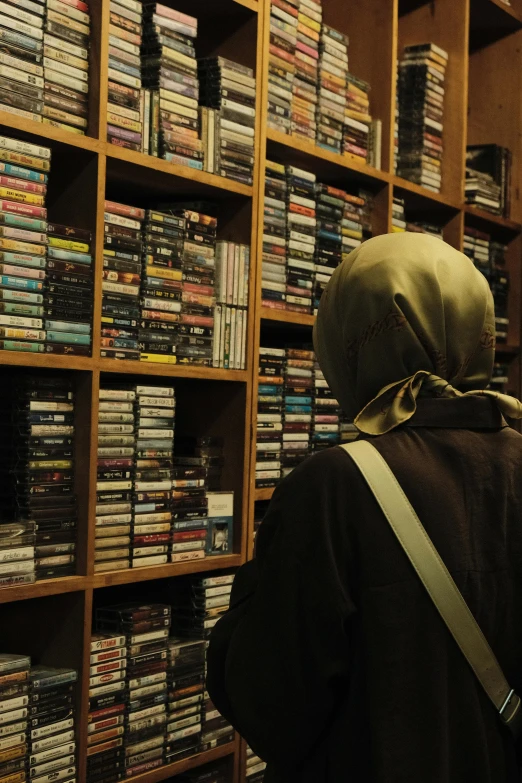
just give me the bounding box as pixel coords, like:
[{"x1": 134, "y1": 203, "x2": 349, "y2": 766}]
[{"x1": 206, "y1": 232, "x2": 522, "y2": 783}]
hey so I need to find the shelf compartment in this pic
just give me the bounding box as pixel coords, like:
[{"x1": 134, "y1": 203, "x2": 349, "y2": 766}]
[
  {"x1": 469, "y1": 0, "x2": 522, "y2": 50},
  {"x1": 93, "y1": 554, "x2": 243, "y2": 588}
]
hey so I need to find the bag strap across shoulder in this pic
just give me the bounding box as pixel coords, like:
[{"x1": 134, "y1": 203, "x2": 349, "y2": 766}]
[{"x1": 339, "y1": 439, "x2": 522, "y2": 739}]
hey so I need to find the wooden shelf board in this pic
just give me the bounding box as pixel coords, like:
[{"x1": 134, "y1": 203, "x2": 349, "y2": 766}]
[
  {"x1": 92, "y1": 554, "x2": 243, "y2": 588},
  {"x1": 0, "y1": 352, "x2": 94, "y2": 372},
  {"x1": 392, "y1": 176, "x2": 461, "y2": 211},
  {"x1": 495, "y1": 343, "x2": 520, "y2": 356},
  {"x1": 255, "y1": 486, "x2": 275, "y2": 502},
  {"x1": 233, "y1": 0, "x2": 258, "y2": 9},
  {"x1": 105, "y1": 145, "x2": 253, "y2": 198},
  {"x1": 98, "y1": 358, "x2": 247, "y2": 382},
  {"x1": 0, "y1": 112, "x2": 102, "y2": 154},
  {"x1": 464, "y1": 205, "x2": 522, "y2": 237},
  {"x1": 469, "y1": 0, "x2": 522, "y2": 50},
  {"x1": 260, "y1": 307, "x2": 315, "y2": 327},
  {"x1": 266, "y1": 128, "x2": 390, "y2": 187},
  {"x1": 0, "y1": 576, "x2": 87, "y2": 605},
  {"x1": 121, "y1": 742, "x2": 236, "y2": 783}
]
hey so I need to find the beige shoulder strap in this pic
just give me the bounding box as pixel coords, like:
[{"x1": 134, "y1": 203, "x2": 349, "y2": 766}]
[{"x1": 340, "y1": 439, "x2": 522, "y2": 738}]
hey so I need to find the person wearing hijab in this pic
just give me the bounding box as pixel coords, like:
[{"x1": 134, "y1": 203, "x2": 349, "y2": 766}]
[{"x1": 206, "y1": 232, "x2": 522, "y2": 783}]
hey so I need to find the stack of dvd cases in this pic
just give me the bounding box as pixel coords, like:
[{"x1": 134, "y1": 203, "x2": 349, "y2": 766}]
[
  {"x1": 286, "y1": 165, "x2": 316, "y2": 314},
  {"x1": 88, "y1": 633, "x2": 128, "y2": 783},
  {"x1": 165, "y1": 638, "x2": 206, "y2": 763},
  {"x1": 0, "y1": 653, "x2": 30, "y2": 779},
  {"x1": 246, "y1": 747, "x2": 267, "y2": 783},
  {"x1": 96, "y1": 604, "x2": 171, "y2": 778},
  {"x1": 199, "y1": 57, "x2": 255, "y2": 185},
  {"x1": 313, "y1": 183, "x2": 344, "y2": 313},
  {"x1": 391, "y1": 196, "x2": 405, "y2": 233},
  {"x1": 255, "y1": 347, "x2": 284, "y2": 488},
  {"x1": 28, "y1": 665, "x2": 77, "y2": 783},
  {"x1": 102, "y1": 201, "x2": 144, "y2": 361},
  {"x1": 95, "y1": 385, "x2": 136, "y2": 574},
  {"x1": 0, "y1": 136, "x2": 50, "y2": 355},
  {"x1": 267, "y1": 0, "x2": 296, "y2": 134},
  {"x1": 45, "y1": 223, "x2": 93, "y2": 355},
  {"x1": 107, "y1": 0, "x2": 143, "y2": 150},
  {"x1": 261, "y1": 160, "x2": 287, "y2": 313},
  {"x1": 43, "y1": 0, "x2": 90, "y2": 135},
  {"x1": 141, "y1": 5, "x2": 200, "y2": 166},
  {"x1": 317, "y1": 25, "x2": 347, "y2": 154},
  {"x1": 397, "y1": 43, "x2": 448, "y2": 193},
  {"x1": 312, "y1": 359, "x2": 340, "y2": 452},
  {"x1": 344, "y1": 74, "x2": 371, "y2": 163},
  {"x1": 133, "y1": 384, "x2": 175, "y2": 568},
  {"x1": 291, "y1": 0, "x2": 321, "y2": 143},
  {"x1": 0, "y1": 2, "x2": 44, "y2": 123},
  {"x1": 281, "y1": 347, "x2": 313, "y2": 479},
  {"x1": 139, "y1": 209, "x2": 185, "y2": 364}
]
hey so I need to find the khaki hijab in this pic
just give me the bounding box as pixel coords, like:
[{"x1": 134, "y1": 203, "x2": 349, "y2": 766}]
[{"x1": 313, "y1": 232, "x2": 522, "y2": 435}]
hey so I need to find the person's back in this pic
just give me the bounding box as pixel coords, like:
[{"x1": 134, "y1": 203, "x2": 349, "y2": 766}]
[{"x1": 206, "y1": 233, "x2": 522, "y2": 782}]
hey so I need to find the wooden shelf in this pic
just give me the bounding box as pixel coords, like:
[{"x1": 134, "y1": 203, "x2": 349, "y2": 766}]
[
  {"x1": 233, "y1": 0, "x2": 258, "y2": 9},
  {"x1": 392, "y1": 176, "x2": 461, "y2": 211},
  {"x1": 0, "y1": 576, "x2": 87, "y2": 605},
  {"x1": 255, "y1": 487, "x2": 275, "y2": 502},
  {"x1": 0, "y1": 111, "x2": 102, "y2": 154},
  {"x1": 0, "y1": 352, "x2": 94, "y2": 372},
  {"x1": 495, "y1": 343, "x2": 520, "y2": 356},
  {"x1": 98, "y1": 358, "x2": 247, "y2": 382},
  {"x1": 92, "y1": 554, "x2": 243, "y2": 588},
  {"x1": 464, "y1": 205, "x2": 522, "y2": 238},
  {"x1": 121, "y1": 743, "x2": 236, "y2": 783},
  {"x1": 260, "y1": 307, "x2": 315, "y2": 328}
]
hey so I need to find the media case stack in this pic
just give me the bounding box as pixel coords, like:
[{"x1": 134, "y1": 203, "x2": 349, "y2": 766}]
[
  {"x1": 465, "y1": 144, "x2": 512, "y2": 217},
  {"x1": 213, "y1": 240, "x2": 249, "y2": 370},
  {"x1": 141, "y1": 5, "x2": 200, "y2": 166},
  {"x1": 312, "y1": 359, "x2": 340, "y2": 452},
  {"x1": 133, "y1": 385, "x2": 175, "y2": 568},
  {"x1": 246, "y1": 747, "x2": 267, "y2": 783},
  {"x1": 43, "y1": 0, "x2": 90, "y2": 135},
  {"x1": 0, "y1": 0, "x2": 44, "y2": 123},
  {"x1": 95, "y1": 385, "x2": 136, "y2": 574},
  {"x1": 0, "y1": 136, "x2": 50, "y2": 355},
  {"x1": 255, "y1": 347, "x2": 284, "y2": 488},
  {"x1": 490, "y1": 240, "x2": 509, "y2": 345},
  {"x1": 261, "y1": 160, "x2": 287, "y2": 313},
  {"x1": 28, "y1": 666, "x2": 77, "y2": 783},
  {"x1": 391, "y1": 196, "x2": 406, "y2": 233},
  {"x1": 344, "y1": 74, "x2": 371, "y2": 164},
  {"x1": 107, "y1": 0, "x2": 143, "y2": 151},
  {"x1": 164, "y1": 637, "x2": 206, "y2": 764},
  {"x1": 291, "y1": 0, "x2": 321, "y2": 143},
  {"x1": 45, "y1": 223, "x2": 93, "y2": 355},
  {"x1": 313, "y1": 183, "x2": 344, "y2": 314},
  {"x1": 281, "y1": 347, "x2": 313, "y2": 479},
  {"x1": 0, "y1": 653, "x2": 30, "y2": 783},
  {"x1": 267, "y1": 0, "x2": 297, "y2": 134},
  {"x1": 342, "y1": 190, "x2": 365, "y2": 260},
  {"x1": 198, "y1": 57, "x2": 256, "y2": 185},
  {"x1": 317, "y1": 24, "x2": 347, "y2": 154},
  {"x1": 286, "y1": 165, "x2": 316, "y2": 314},
  {"x1": 397, "y1": 43, "x2": 448, "y2": 193},
  {"x1": 463, "y1": 226, "x2": 490, "y2": 277},
  {"x1": 88, "y1": 633, "x2": 128, "y2": 783},
  {"x1": 102, "y1": 201, "x2": 144, "y2": 361}
]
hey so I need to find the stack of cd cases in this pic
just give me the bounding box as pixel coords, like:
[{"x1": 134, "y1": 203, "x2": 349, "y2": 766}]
[
  {"x1": 142, "y1": 5, "x2": 201, "y2": 168},
  {"x1": 95, "y1": 385, "x2": 135, "y2": 574},
  {"x1": 0, "y1": 0, "x2": 44, "y2": 124},
  {"x1": 267, "y1": 0, "x2": 296, "y2": 134},
  {"x1": 107, "y1": 0, "x2": 143, "y2": 150},
  {"x1": 43, "y1": 0, "x2": 90, "y2": 135},
  {"x1": 88, "y1": 633, "x2": 128, "y2": 783},
  {"x1": 102, "y1": 201, "x2": 144, "y2": 361},
  {"x1": 256, "y1": 347, "x2": 284, "y2": 488}
]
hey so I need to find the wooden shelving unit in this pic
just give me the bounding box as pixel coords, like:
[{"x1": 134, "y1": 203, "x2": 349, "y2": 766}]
[{"x1": 0, "y1": 1, "x2": 520, "y2": 783}]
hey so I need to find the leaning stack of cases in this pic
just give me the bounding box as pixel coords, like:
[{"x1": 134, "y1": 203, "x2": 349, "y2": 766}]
[
  {"x1": 141, "y1": 4, "x2": 200, "y2": 166},
  {"x1": 261, "y1": 160, "x2": 287, "y2": 313},
  {"x1": 312, "y1": 358, "x2": 340, "y2": 452},
  {"x1": 281, "y1": 347, "x2": 313, "y2": 479},
  {"x1": 0, "y1": 0, "x2": 44, "y2": 123},
  {"x1": 313, "y1": 184, "x2": 344, "y2": 313},
  {"x1": 213, "y1": 240, "x2": 249, "y2": 370},
  {"x1": 133, "y1": 384, "x2": 175, "y2": 568},
  {"x1": 45, "y1": 223, "x2": 93, "y2": 355},
  {"x1": 95, "y1": 385, "x2": 136, "y2": 574},
  {"x1": 267, "y1": 0, "x2": 296, "y2": 134},
  {"x1": 28, "y1": 666, "x2": 77, "y2": 783},
  {"x1": 87, "y1": 633, "x2": 128, "y2": 783},
  {"x1": 0, "y1": 654, "x2": 30, "y2": 781},
  {"x1": 169, "y1": 573, "x2": 235, "y2": 751},
  {"x1": 199, "y1": 57, "x2": 255, "y2": 185},
  {"x1": 256, "y1": 346, "x2": 285, "y2": 488},
  {"x1": 0, "y1": 136, "x2": 50, "y2": 355},
  {"x1": 0, "y1": 375, "x2": 78, "y2": 581},
  {"x1": 139, "y1": 209, "x2": 185, "y2": 364},
  {"x1": 344, "y1": 74, "x2": 371, "y2": 163},
  {"x1": 107, "y1": 0, "x2": 143, "y2": 150},
  {"x1": 246, "y1": 747, "x2": 267, "y2": 783},
  {"x1": 290, "y1": 0, "x2": 320, "y2": 143},
  {"x1": 317, "y1": 24, "x2": 348, "y2": 154},
  {"x1": 43, "y1": 0, "x2": 90, "y2": 135},
  {"x1": 165, "y1": 637, "x2": 206, "y2": 763},
  {"x1": 286, "y1": 165, "x2": 316, "y2": 314},
  {"x1": 391, "y1": 196, "x2": 405, "y2": 233},
  {"x1": 102, "y1": 201, "x2": 144, "y2": 361},
  {"x1": 95, "y1": 603, "x2": 171, "y2": 778},
  {"x1": 397, "y1": 43, "x2": 448, "y2": 193}
]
